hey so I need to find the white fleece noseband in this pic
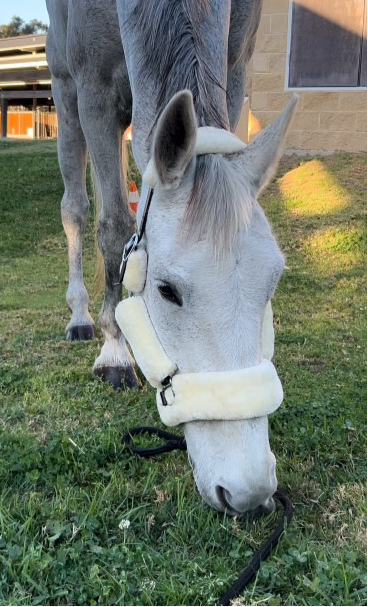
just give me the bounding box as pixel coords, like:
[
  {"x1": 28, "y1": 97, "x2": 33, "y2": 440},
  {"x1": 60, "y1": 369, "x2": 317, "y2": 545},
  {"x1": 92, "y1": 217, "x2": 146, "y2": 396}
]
[
  {"x1": 116, "y1": 127, "x2": 283, "y2": 426},
  {"x1": 116, "y1": 297, "x2": 282, "y2": 426}
]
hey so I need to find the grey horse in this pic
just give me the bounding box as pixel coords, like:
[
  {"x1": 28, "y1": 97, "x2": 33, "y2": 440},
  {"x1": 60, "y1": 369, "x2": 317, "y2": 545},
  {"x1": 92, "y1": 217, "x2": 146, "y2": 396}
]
[
  {"x1": 46, "y1": 0, "x2": 262, "y2": 389},
  {"x1": 47, "y1": 0, "x2": 297, "y2": 513}
]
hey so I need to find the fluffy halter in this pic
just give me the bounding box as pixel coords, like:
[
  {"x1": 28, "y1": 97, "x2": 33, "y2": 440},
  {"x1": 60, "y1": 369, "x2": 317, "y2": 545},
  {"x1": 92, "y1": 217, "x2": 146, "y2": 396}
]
[{"x1": 115, "y1": 296, "x2": 281, "y2": 426}]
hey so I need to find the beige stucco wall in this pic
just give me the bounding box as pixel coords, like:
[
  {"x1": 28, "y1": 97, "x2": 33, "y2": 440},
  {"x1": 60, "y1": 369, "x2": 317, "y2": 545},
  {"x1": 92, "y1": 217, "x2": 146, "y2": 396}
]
[{"x1": 241, "y1": 0, "x2": 367, "y2": 153}]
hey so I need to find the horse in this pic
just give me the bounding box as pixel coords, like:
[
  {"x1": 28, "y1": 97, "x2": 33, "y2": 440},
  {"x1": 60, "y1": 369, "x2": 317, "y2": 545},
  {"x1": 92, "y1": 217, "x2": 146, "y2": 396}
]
[
  {"x1": 45, "y1": 0, "x2": 262, "y2": 390},
  {"x1": 47, "y1": 0, "x2": 297, "y2": 514}
]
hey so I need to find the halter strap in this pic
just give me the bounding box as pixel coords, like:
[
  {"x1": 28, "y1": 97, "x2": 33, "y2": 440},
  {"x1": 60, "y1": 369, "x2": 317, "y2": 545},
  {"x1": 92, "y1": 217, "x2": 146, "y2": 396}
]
[{"x1": 117, "y1": 185, "x2": 153, "y2": 285}]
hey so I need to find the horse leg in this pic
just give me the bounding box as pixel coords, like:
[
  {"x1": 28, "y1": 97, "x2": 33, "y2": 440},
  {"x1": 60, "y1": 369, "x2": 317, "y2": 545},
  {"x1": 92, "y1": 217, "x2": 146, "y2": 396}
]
[
  {"x1": 77, "y1": 84, "x2": 139, "y2": 389},
  {"x1": 52, "y1": 75, "x2": 95, "y2": 340}
]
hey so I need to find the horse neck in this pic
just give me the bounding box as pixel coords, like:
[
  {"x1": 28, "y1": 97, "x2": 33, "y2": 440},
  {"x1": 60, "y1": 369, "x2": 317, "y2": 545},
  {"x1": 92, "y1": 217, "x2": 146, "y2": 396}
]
[{"x1": 120, "y1": 0, "x2": 231, "y2": 173}]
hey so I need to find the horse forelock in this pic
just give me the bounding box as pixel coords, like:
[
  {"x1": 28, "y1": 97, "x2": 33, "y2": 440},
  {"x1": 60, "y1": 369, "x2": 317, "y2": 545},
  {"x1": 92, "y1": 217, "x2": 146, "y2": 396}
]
[{"x1": 183, "y1": 153, "x2": 253, "y2": 258}]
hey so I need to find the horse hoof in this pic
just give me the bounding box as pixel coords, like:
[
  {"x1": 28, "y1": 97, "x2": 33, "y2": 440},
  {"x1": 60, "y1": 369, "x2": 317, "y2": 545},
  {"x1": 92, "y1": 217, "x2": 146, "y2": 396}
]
[
  {"x1": 66, "y1": 325, "x2": 95, "y2": 341},
  {"x1": 94, "y1": 365, "x2": 140, "y2": 389}
]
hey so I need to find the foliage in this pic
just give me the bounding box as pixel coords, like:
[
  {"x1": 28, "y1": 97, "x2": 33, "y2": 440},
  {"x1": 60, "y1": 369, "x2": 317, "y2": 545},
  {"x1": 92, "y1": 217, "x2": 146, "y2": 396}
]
[
  {"x1": 0, "y1": 140, "x2": 366, "y2": 605},
  {"x1": 0, "y1": 16, "x2": 48, "y2": 39}
]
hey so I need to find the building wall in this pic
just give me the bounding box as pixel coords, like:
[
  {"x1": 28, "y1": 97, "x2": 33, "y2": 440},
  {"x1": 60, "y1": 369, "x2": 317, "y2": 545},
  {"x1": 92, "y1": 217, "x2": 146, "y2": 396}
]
[{"x1": 246, "y1": 0, "x2": 367, "y2": 153}]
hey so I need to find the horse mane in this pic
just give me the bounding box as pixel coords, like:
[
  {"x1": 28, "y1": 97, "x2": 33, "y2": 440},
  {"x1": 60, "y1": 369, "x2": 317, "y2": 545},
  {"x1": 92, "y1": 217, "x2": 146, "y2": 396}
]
[
  {"x1": 130, "y1": 0, "x2": 251, "y2": 255},
  {"x1": 130, "y1": 0, "x2": 227, "y2": 129},
  {"x1": 183, "y1": 153, "x2": 253, "y2": 257}
]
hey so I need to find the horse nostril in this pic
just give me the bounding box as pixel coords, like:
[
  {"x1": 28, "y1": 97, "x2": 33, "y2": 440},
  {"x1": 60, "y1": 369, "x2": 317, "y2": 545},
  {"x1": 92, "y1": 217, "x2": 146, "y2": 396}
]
[
  {"x1": 216, "y1": 485, "x2": 234, "y2": 512},
  {"x1": 215, "y1": 485, "x2": 276, "y2": 516},
  {"x1": 262, "y1": 497, "x2": 276, "y2": 515}
]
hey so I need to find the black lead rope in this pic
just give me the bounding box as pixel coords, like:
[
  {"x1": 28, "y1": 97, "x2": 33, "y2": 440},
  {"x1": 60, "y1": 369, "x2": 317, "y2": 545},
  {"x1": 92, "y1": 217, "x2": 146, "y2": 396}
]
[
  {"x1": 122, "y1": 426, "x2": 293, "y2": 606},
  {"x1": 122, "y1": 426, "x2": 186, "y2": 456},
  {"x1": 217, "y1": 490, "x2": 293, "y2": 606}
]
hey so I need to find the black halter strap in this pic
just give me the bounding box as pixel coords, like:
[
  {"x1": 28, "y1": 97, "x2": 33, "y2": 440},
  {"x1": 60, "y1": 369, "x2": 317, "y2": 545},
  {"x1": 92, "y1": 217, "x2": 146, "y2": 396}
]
[
  {"x1": 137, "y1": 185, "x2": 154, "y2": 242},
  {"x1": 118, "y1": 186, "x2": 154, "y2": 284}
]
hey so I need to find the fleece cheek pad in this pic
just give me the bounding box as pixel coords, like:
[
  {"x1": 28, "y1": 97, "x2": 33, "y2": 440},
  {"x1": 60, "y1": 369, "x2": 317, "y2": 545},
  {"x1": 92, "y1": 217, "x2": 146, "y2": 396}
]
[
  {"x1": 122, "y1": 248, "x2": 147, "y2": 293},
  {"x1": 262, "y1": 300, "x2": 274, "y2": 361},
  {"x1": 115, "y1": 296, "x2": 177, "y2": 390}
]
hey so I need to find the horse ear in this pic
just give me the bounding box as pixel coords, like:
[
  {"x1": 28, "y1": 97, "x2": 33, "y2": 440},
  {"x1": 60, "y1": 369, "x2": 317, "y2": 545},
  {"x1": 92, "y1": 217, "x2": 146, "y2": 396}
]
[
  {"x1": 242, "y1": 95, "x2": 298, "y2": 195},
  {"x1": 153, "y1": 90, "x2": 197, "y2": 189}
]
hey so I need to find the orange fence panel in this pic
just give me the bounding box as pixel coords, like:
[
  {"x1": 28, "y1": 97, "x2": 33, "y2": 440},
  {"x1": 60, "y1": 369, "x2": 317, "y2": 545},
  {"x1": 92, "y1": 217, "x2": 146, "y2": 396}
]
[{"x1": 0, "y1": 110, "x2": 57, "y2": 139}]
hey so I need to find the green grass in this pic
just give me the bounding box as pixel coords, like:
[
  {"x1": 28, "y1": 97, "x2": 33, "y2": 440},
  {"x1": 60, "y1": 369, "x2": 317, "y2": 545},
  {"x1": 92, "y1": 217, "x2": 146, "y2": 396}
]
[{"x1": 0, "y1": 140, "x2": 366, "y2": 606}]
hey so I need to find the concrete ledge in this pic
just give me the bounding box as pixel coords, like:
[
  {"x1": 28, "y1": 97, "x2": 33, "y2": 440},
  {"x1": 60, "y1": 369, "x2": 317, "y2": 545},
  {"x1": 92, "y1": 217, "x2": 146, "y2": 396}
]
[{"x1": 283, "y1": 149, "x2": 365, "y2": 157}]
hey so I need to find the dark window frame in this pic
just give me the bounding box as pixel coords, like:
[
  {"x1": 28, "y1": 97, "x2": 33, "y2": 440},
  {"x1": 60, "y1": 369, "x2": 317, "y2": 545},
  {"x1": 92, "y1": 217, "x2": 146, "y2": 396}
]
[{"x1": 285, "y1": 0, "x2": 367, "y2": 91}]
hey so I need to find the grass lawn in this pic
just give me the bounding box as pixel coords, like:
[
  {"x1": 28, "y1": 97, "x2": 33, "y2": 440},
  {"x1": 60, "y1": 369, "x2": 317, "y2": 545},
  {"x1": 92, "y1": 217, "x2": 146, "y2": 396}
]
[{"x1": 0, "y1": 139, "x2": 366, "y2": 606}]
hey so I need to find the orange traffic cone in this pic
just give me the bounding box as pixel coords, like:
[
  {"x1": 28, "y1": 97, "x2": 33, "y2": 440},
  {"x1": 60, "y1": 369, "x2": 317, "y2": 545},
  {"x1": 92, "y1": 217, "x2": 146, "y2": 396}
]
[
  {"x1": 128, "y1": 180, "x2": 139, "y2": 214},
  {"x1": 123, "y1": 125, "x2": 132, "y2": 141}
]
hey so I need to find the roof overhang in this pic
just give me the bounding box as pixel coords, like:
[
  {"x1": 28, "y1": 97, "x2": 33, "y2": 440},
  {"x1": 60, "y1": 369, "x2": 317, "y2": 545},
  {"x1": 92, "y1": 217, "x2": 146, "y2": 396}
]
[
  {"x1": 0, "y1": 34, "x2": 47, "y2": 54},
  {"x1": 1, "y1": 89, "x2": 52, "y2": 99}
]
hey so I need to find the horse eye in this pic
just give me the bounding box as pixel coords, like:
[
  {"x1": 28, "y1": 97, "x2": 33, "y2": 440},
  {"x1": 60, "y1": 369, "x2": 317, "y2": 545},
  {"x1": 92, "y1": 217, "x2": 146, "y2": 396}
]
[{"x1": 158, "y1": 284, "x2": 182, "y2": 306}]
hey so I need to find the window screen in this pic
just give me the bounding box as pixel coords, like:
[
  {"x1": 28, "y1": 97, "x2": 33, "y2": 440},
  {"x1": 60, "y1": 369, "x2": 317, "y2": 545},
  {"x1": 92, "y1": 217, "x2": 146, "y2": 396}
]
[{"x1": 288, "y1": 0, "x2": 367, "y2": 87}]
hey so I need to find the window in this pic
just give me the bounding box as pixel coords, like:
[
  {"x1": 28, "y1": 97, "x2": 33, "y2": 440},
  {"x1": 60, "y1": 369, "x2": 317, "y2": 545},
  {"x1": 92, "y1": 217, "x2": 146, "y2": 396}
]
[{"x1": 287, "y1": 0, "x2": 367, "y2": 89}]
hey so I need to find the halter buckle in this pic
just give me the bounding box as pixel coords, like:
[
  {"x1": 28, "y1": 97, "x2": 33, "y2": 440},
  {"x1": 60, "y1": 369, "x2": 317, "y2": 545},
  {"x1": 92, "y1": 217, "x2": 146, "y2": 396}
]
[
  {"x1": 117, "y1": 233, "x2": 139, "y2": 284},
  {"x1": 160, "y1": 376, "x2": 174, "y2": 406}
]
